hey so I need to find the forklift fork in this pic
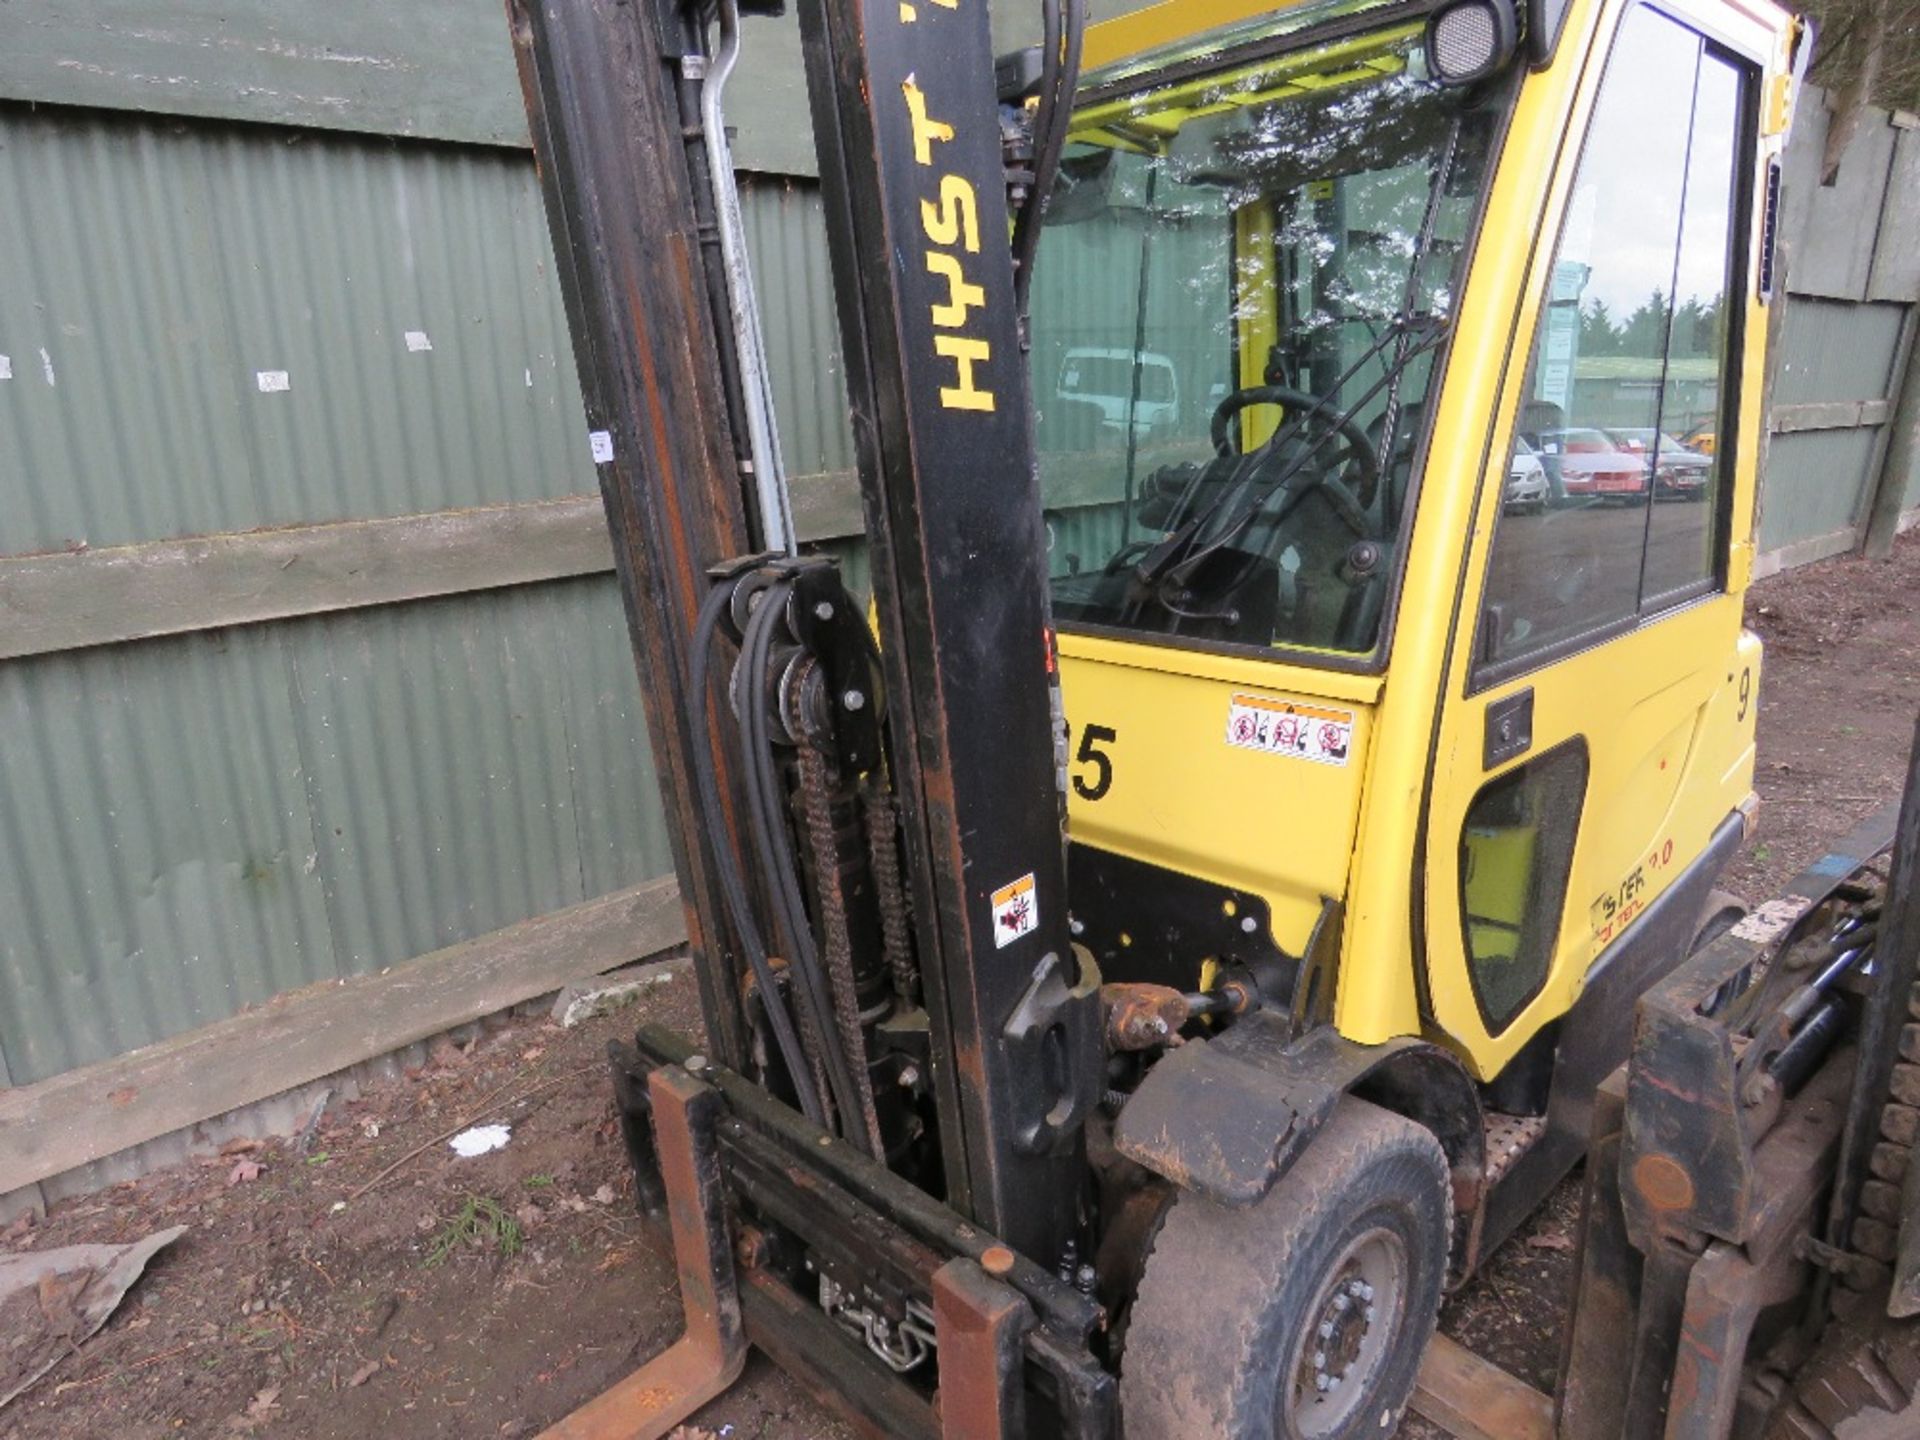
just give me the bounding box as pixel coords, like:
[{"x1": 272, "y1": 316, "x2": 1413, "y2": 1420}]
[{"x1": 539, "y1": 1066, "x2": 746, "y2": 1440}]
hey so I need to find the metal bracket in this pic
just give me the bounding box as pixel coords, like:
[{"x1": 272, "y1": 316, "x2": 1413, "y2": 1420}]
[
  {"x1": 538, "y1": 1065, "x2": 746, "y2": 1440},
  {"x1": 932, "y1": 1256, "x2": 1034, "y2": 1439}
]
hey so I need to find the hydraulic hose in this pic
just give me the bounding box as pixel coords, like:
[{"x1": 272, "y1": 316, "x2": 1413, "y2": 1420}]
[
  {"x1": 688, "y1": 583, "x2": 824, "y2": 1124},
  {"x1": 1012, "y1": 0, "x2": 1085, "y2": 329},
  {"x1": 737, "y1": 582, "x2": 874, "y2": 1154}
]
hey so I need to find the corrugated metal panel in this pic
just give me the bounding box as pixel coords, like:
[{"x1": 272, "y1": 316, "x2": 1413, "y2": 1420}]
[
  {"x1": 1772, "y1": 298, "x2": 1906, "y2": 406},
  {"x1": 739, "y1": 177, "x2": 857, "y2": 485},
  {"x1": 1869, "y1": 127, "x2": 1920, "y2": 304},
  {"x1": 1759, "y1": 427, "x2": 1882, "y2": 552},
  {"x1": 0, "y1": 627, "x2": 334, "y2": 1084},
  {"x1": 1759, "y1": 296, "x2": 1906, "y2": 553},
  {"x1": 0, "y1": 113, "x2": 863, "y2": 560},
  {"x1": 0, "y1": 575, "x2": 667, "y2": 1086},
  {"x1": 1778, "y1": 87, "x2": 1900, "y2": 305},
  {"x1": 0, "y1": 103, "x2": 593, "y2": 556}
]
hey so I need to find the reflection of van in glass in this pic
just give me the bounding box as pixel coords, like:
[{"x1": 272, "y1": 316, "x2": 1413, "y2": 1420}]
[{"x1": 1055, "y1": 348, "x2": 1180, "y2": 434}]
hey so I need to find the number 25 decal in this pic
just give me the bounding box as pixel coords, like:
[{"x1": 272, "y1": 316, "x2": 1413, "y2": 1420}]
[{"x1": 1073, "y1": 724, "x2": 1118, "y2": 801}]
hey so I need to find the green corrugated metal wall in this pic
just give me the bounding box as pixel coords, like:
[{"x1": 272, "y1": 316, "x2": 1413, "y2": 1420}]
[
  {"x1": 1757, "y1": 90, "x2": 1920, "y2": 565},
  {"x1": 0, "y1": 29, "x2": 857, "y2": 1089}
]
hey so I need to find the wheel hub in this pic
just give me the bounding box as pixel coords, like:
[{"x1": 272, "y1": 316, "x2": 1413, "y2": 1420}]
[{"x1": 1287, "y1": 1227, "x2": 1408, "y2": 1438}]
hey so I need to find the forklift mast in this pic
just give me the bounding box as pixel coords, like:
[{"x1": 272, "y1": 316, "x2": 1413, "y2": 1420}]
[
  {"x1": 794, "y1": 0, "x2": 1100, "y2": 1262},
  {"x1": 511, "y1": 0, "x2": 1096, "y2": 1275}
]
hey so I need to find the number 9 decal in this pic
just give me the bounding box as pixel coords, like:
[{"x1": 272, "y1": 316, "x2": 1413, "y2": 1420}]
[{"x1": 1736, "y1": 667, "x2": 1752, "y2": 723}]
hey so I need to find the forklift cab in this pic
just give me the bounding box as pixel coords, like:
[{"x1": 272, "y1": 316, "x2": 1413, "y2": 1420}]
[{"x1": 1038, "y1": 0, "x2": 1788, "y2": 1090}]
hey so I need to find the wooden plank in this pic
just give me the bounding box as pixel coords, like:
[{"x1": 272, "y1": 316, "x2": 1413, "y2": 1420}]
[
  {"x1": 0, "y1": 466, "x2": 1141, "y2": 658},
  {"x1": 1771, "y1": 399, "x2": 1871, "y2": 434},
  {"x1": 0, "y1": 877, "x2": 688, "y2": 1192},
  {"x1": 0, "y1": 0, "x2": 530, "y2": 149},
  {"x1": 1754, "y1": 525, "x2": 1860, "y2": 579},
  {"x1": 0, "y1": 496, "x2": 616, "y2": 661},
  {"x1": 0, "y1": 0, "x2": 816, "y2": 174},
  {"x1": 1411, "y1": 1334, "x2": 1555, "y2": 1440}
]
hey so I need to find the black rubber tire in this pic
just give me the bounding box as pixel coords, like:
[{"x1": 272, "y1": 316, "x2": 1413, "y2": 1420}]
[{"x1": 1120, "y1": 1096, "x2": 1452, "y2": 1440}]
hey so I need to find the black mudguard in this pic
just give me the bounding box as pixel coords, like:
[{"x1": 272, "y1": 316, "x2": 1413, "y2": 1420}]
[{"x1": 1112, "y1": 1013, "x2": 1485, "y2": 1210}]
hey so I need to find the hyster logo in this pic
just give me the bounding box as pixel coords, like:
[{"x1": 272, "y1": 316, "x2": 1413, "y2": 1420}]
[{"x1": 901, "y1": 73, "x2": 995, "y2": 413}]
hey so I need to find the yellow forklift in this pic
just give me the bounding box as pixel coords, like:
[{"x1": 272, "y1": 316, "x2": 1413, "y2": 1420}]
[{"x1": 501, "y1": 0, "x2": 1832, "y2": 1434}]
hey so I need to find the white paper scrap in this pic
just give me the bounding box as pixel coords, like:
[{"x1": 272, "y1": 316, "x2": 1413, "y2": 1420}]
[
  {"x1": 449, "y1": 1123, "x2": 511, "y2": 1158},
  {"x1": 404, "y1": 330, "x2": 433, "y2": 352},
  {"x1": 257, "y1": 370, "x2": 291, "y2": 393},
  {"x1": 0, "y1": 355, "x2": 11, "y2": 381}
]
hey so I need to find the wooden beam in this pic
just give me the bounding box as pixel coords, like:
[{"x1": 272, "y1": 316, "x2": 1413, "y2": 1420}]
[
  {"x1": 0, "y1": 877, "x2": 688, "y2": 1193},
  {"x1": 1771, "y1": 398, "x2": 1894, "y2": 434},
  {"x1": 0, "y1": 0, "x2": 819, "y2": 175},
  {"x1": 1411, "y1": 1334, "x2": 1556, "y2": 1440},
  {"x1": 0, "y1": 469, "x2": 1146, "y2": 658},
  {"x1": 1753, "y1": 524, "x2": 1861, "y2": 580},
  {"x1": 0, "y1": 496, "x2": 614, "y2": 661}
]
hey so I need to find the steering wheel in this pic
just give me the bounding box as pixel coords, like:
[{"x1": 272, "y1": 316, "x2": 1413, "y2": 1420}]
[{"x1": 1208, "y1": 385, "x2": 1382, "y2": 539}]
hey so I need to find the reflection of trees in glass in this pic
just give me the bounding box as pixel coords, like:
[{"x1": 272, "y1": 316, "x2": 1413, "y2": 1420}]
[{"x1": 1578, "y1": 292, "x2": 1723, "y2": 357}]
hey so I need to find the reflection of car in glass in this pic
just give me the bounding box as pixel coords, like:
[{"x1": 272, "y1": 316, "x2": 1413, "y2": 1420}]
[
  {"x1": 1605, "y1": 427, "x2": 1713, "y2": 500},
  {"x1": 1682, "y1": 421, "x2": 1718, "y2": 456},
  {"x1": 1523, "y1": 426, "x2": 1648, "y2": 502},
  {"x1": 1505, "y1": 437, "x2": 1548, "y2": 513},
  {"x1": 1055, "y1": 348, "x2": 1181, "y2": 435}
]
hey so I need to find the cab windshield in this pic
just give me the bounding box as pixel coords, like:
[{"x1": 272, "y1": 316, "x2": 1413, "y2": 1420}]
[{"x1": 1032, "y1": 20, "x2": 1506, "y2": 659}]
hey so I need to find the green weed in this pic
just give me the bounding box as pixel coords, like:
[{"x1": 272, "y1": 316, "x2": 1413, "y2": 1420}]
[{"x1": 424, "y1": 1195, "x2": 522, "y2": 1268}]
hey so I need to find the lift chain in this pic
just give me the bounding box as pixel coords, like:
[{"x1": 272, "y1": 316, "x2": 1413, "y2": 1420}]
[
  {"x1": 796, "y1": 726, "x2": 885, "y2": 1155},
  {"x1": 861, "y1": 784, "x2": 920, "y2": 1007}
]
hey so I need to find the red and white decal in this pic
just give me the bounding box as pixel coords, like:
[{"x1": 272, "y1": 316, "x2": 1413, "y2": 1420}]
[
  {"x1": 1225, "y1": 694, "x2": 1353, "y2": 767},
  {"x1": 990, "y1": 873, "x2": 1038, "y2": 948}
]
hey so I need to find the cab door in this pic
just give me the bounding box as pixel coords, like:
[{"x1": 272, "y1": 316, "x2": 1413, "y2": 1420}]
[{"x1": 1418, "y1": 0, "x2": 1768, "y2": 1079}]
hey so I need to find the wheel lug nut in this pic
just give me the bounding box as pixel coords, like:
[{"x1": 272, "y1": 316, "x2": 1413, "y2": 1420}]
[
  {"x1": 1358, "y1": 1282, "x2": 1374, "y2": 1301},
  {"x1": 1332, "y1": 1294, "x2": 1350, "y2": 1312},
  {"x1": 1313, "y1": 1350, "x2": 1327, "y2": 1369},
  {"x1": 1315, "y1": 1374, "x2": 1332, "y2": 1393},
  {"x1": 1318, "y1": 1320, "x2": 1335, "y2": 1339}
]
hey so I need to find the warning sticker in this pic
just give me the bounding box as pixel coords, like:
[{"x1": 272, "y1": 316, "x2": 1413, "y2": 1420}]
[
  {"x1": 1225, "y1": 694, "x2": 1353, "y2": 767},
  {"x1": 991, "y1": 873, "x2": 1037, "y2": 949}
]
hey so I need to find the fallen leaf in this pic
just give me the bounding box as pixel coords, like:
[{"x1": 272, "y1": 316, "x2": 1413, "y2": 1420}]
[
  {"x1": 1526, "y1": 1230, "x2": 1574, "y2": 1252},
  {"x1": 591, "y1": 1185, "x2": 614, "y2": 1206},
  {"x1": 219, "y1": 1138, "x2": 264, "y2": 1157},
  {"x1": 347, "y1": 1359, "x2": 381, "y2": 1388},
  {"x1": 521, "y1": 1046, "x2": 546, "y2": 1063},
  {"x1": 229, "y1": 1385, "x2": 283, "y2": 1431},
  {"x1": 227, "y1": 1158, "x2": 263, "y2": 1186}
]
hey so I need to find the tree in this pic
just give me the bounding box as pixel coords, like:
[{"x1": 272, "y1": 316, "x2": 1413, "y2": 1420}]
[
  {"x1": 1580, "y1": 298, "x2": 1624, "y2": 354},
  {"x1": 1620, "y1": 289, "x2": 1674, "y2": 360},
  {"x1": 1779, "y1": 0, "x2": 1920, "y2": 179}
]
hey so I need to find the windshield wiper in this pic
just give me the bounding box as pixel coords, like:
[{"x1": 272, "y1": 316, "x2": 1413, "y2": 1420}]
[
  {"x1": 1128, "y1": 113, "x2": 1468, "y2": 614},
  {"x1": 1128, "y1": 316, "x2": 1447, "y2": 596}
]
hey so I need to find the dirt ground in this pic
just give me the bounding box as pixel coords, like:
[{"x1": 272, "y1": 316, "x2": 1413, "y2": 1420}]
[{"x1": 5, "y1": 532, "x2": 1917, "y2": 1440}]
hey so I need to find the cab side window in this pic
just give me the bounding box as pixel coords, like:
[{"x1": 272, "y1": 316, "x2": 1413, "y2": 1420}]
[{"x1": 1477, "y1": 5, "x2": 1748, "y2": 679}]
